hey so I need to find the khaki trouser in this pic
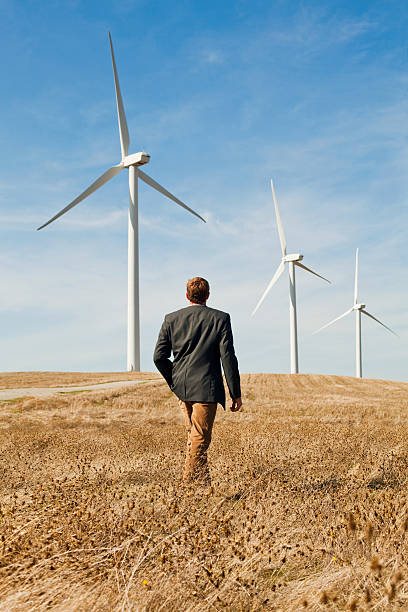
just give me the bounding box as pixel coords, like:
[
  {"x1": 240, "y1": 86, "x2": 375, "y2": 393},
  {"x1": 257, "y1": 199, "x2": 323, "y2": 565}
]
[{"x1": 179, "y1": 401, "x2": 217, "y2": 483}]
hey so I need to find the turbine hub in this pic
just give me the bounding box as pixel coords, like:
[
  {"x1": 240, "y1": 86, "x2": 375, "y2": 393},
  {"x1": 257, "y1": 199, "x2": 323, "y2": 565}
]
[
  {"x1": 123, "y1": 152, "x2": 151, "y2": 168},
  {"x1": 354, "y1": 303, "x2": 366, "y2": 310},
  {"x1": 284, "y1": 253, "x2": 303, "y2": 262}
]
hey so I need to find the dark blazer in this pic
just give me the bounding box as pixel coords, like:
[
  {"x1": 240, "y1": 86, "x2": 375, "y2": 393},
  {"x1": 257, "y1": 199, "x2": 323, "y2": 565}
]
[{"x1": 153, "y1": 305, "x2": 241, "y2": 408}]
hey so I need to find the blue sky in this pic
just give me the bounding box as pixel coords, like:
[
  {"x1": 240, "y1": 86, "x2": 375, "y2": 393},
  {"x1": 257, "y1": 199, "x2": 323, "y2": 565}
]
[{"x1": 0, "y1": 0, "x2": 407, "y2": 380}]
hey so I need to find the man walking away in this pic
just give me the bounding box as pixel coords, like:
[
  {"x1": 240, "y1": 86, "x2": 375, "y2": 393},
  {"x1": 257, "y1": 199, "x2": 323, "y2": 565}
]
[{"x1": 154, "y1": 277, "x2": 242, "y2": 484}]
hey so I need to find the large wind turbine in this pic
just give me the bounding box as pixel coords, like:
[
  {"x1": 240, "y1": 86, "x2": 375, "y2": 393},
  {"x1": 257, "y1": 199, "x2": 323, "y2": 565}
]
[
  {"x1": 252, "y1": 179, "x2": 330, "y2": 374},
  {"x1": 314, "y1": 248, "x2": 396, "y2": 378},
  {"x1": 37, "y1": 33, "x2": 206, "y2": 372}
]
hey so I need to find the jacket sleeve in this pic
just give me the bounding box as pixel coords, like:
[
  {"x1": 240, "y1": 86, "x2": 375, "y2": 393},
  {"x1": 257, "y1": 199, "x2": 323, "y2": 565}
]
[
  {"x1": 153, "y1": 317, "x2": 173, "y2": 389},
  {"x1": 219, "y1": 314, "x2": 241, "y2": 399}
]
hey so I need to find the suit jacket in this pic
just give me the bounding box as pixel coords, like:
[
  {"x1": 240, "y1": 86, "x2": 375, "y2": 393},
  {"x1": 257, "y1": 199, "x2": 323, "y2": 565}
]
[{"x1": 153, "y1": 305, "x2": 241, "y2": 408}]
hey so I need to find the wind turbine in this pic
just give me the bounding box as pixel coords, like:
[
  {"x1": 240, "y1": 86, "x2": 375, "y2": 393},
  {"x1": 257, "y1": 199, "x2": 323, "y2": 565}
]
[
  {"x1": 37, "y1": 33, "x2": 206, "y2": 372},
  {"x1": 252, "y1": 179, "x2": 330, "y2": 374},
  {"x1": 314, "y1": 248, "x2": 397, "y2": 378}
]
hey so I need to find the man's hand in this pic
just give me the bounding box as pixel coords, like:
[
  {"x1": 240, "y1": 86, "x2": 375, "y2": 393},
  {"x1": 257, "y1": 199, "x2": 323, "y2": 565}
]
[{"x1": 230, "y1": 397, "x2": 242, "y2": 412}]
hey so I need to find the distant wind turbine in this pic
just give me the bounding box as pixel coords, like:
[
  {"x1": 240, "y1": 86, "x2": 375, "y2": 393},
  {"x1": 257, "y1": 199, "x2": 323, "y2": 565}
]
[
  {"x1": 314, "y1": 248, "x2": 397, "y2": 378},
  {"x1": 37, "y1": 33, "x2": 206, "y2": 372},
  {"x1": 252, "y1": 179, "x2": 330, "y2": 374}
]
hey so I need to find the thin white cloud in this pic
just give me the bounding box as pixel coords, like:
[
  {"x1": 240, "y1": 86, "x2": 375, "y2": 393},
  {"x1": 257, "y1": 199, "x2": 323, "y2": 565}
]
[
  {"x1": 201, "y1": 49, "x2": 224, "y2": 65},
  {"x1": 60, "y1": 209, "x2": 126, "y2": 228},
  {"x1": 0, "y1": 208, "x2": 126, "y2": 230},
  {"x1": 257, "y1": 8, "x2": 378, "y2": 59}
]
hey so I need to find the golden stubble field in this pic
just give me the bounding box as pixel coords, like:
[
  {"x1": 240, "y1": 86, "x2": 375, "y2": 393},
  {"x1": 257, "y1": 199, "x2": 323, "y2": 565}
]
[
  {"x1": 1, "y1": 373, "x2": 408, "y2": 611},
  {"x1": 0, "y1": 371, "x2": 160, "y2": 389}
]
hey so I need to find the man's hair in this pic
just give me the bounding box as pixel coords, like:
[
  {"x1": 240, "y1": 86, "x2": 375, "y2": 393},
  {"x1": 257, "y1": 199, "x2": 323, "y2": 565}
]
[{"x1": 186, "y1": 277, "x2": 210, "y2": 304}]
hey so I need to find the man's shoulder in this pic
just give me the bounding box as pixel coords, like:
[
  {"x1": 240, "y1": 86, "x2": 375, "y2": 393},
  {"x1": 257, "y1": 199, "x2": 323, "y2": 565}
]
[
  {"x1": 205, "y1": 306, "x2": 230, "y2": 321},
  {"x1": 164, "y1": 306, "x2": 230, "y2": 323},
  {"x1": 163, "y1": 306, "x2": 191, "y2": 323}
]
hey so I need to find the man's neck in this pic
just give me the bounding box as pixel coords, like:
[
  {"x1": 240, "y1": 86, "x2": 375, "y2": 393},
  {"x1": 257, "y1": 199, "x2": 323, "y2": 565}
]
[{"x1": 189, "y1": 302, "x2": 206, "y2": 306}]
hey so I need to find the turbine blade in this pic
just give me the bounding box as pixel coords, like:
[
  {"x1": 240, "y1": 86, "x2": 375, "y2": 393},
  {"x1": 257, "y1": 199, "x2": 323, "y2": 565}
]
[
  {"x1": 361, "y1": 310, "x2": 398, "y2": 336},
  {"x1": 109, "y1": 32, "x2": 130, "y2": 159},
  {"x1": 313, "y1": 307, "x2": 354, "y2": 334},
  {"x1": 271, "y1": 179, "x2": 286, "y2": 256},
  {"x1": 295, "y1": 261, "x2": 331, "y2": 283},
  {"x1": 354, "y1": 247, "x2": 359, "y2": 304},
  {"x1": 138, "y1": 169, "x2": 206, "y2": 223},
  {"x1": 37, "y1": 164, "x2": 123, "y2": 230},
  {"x1": 251, "y1": 261, "x2": 285, "y2": 316}
]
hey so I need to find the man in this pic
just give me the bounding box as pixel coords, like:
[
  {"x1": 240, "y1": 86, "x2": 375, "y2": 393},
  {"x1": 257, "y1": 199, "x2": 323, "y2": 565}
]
[{"x1": 154, "y1": 277, "x2": 242, "y2": 484}]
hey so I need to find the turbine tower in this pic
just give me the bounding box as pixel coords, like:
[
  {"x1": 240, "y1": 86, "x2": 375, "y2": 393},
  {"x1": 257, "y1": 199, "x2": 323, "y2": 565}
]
[
  {"x1": 37, "y1": 33, "x2": 206, "y2": 372},
  {"x1": 252, "y1": 179, "x2": 330, "y2": 374},
  {"x1": 314, "y1": 248, "x2": 396, "y2": 378}
]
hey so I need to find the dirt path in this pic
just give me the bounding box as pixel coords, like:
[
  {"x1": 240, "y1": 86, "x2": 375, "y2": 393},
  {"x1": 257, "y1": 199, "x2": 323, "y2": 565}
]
[{"x1": 0, "y1": 379, "x2": 162, "y2": 401}]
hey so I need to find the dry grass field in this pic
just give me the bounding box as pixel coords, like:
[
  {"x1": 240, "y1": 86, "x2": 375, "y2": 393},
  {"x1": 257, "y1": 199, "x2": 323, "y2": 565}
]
[
  {"x1": 1, "y1": 373, "x2": 408, "y2": 611},
  {"x1": 0, "y1": 371, "x2": 160, "y2": 389}
]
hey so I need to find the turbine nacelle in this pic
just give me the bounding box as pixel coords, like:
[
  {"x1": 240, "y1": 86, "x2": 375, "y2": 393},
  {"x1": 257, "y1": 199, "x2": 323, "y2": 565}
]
[
  {"x1": 122, "y1": 152, "x2": 151, "y2": 168},
  {"x1": 354, "y1": 303, "x2": 366, "y2": 311},
  {"x1": 283, "y1": 253, "x2": 303, "y2": 263}
]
